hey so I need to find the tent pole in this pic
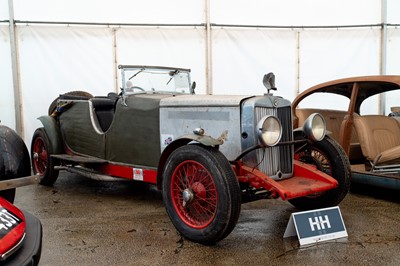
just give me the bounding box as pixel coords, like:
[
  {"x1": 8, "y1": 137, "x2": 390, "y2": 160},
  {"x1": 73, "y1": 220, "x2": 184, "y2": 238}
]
[
  {"x1": 112, "y1": 28, "x2": 119, "y2": 93},
  {"x1": 379, "y1": 0, "x2": 388, "y2": 115},
  {"x1": 8, "y1": 0, "x2": 23, "y2": 137},
  {"x1": 205, "y1": 0, "x2": 212, "y2": 95},
  {"x1": 296, "y1": 31, "x2": 301, "y2": 97}
]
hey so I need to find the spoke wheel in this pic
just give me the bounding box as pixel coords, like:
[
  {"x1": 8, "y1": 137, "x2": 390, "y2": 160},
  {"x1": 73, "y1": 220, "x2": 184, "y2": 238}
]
[
  {"x1": 163, "y1": 145, "x2": 241, "y2": 245},
  {"x1": 32, "y1": 136, "x2": 48, "y2": 175},
  {"x1": 171, "y1": 160, "x2": 217, "y2": 229},
  {"x1": 298, "y1": 148, "x2": 332, "y2": 198},
  {"x1": 290, "y1": 135, "x2": 351, "y2": 210},
  {"x1": 31, "y1": 128, "x2": 59, "y2": 186}
]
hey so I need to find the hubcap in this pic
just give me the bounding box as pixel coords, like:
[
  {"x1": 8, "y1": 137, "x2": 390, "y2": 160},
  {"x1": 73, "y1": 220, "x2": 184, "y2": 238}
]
[
  {"x1": 32, "y1": 137, "x2": 48, "y2": 175},
  {"x1": 170, "y1": 160, "x2": 218, "y2": 229},
  {"x1": 182, "y1": 189, "x2": 194, "y2": 207}
]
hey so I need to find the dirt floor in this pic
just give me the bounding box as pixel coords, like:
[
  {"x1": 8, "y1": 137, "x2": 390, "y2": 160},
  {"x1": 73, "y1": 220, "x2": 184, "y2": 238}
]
[{"x1": 14, "y1": 172, "x2": 400, "y2": 266}]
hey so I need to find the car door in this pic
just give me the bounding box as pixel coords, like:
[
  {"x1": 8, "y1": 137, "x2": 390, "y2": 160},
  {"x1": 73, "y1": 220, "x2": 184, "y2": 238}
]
[
  {"x1": 59, "y1": 100, "x2": 106, "y2": 158},
  {"x1": 105, "y1": 94, "x2": 171, "y2": 167}
]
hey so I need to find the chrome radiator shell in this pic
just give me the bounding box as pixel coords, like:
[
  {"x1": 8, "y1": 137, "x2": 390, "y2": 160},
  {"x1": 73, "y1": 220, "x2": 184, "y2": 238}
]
[{"x1": 241, "y1": 95, "x2": 294, "y2": 180}]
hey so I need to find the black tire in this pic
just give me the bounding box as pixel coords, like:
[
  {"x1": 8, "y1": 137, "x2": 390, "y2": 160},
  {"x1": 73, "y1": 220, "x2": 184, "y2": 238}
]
[
  {"x1": 31, "y1": 128, "x2": 59, "y2": 186},
  {"x1": 48, "y1": 91, "x2": 93, "y2": 115},
  {"x1": 289, "y1": 135, "x2": 351, "y2": 210},
  {"x1": 162, "y1": 145, "x2": 241, "y2": 245},
  {"x1": 0, "y1": 125, "x2": 31, "y2": 203}
]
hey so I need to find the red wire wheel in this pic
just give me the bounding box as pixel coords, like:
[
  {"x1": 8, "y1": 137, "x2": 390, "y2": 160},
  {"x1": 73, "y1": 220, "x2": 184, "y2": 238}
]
[
  {"x1": 31, "y1": 128, "x2": 59, "y2": 185},
  {"x1": 32, "y1": 135, "x2": 48, "y2": 175},
  {"x1": 162, "y1": 145, "x2": 241, "y2": 245},
  {"x1": 170, "y1": 160, "x2": 218, "y2": 229},
  {"x1": 291, "y1": 135, "x2": 351, "y2": 210}
]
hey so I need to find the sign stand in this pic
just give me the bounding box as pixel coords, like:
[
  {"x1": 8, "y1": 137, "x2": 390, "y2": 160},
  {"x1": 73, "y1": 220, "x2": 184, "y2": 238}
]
[{"x1": 284, "y1": 206, "x2": 348, "y2": 246}]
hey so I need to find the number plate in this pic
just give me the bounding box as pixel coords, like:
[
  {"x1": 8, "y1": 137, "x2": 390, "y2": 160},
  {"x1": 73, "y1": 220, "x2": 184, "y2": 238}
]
[{"x1": 0, "y1": 208, "x2": 22, "y2": 239}]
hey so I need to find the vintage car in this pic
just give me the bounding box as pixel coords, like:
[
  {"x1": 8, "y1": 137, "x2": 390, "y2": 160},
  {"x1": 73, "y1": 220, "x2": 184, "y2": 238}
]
[
  {"x1": 31, "y1": 65, "x2": 350, "y2": 245},
  {"x1": 292, "y1": 75, "x2": 400, "y2": 191},
  {"x1": 0, "y1": 124, "x2": 42, "y2": 265}
]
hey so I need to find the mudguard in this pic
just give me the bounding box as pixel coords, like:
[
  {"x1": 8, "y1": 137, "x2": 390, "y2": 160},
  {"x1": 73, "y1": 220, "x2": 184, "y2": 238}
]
[
  {"x1": 37, "y1": 116, "x2": 63, "y2": 154},
  {"x1": 179, "y1": 133, "x2": 225, "y2": 146},
  {"x1": 0, "y1": 125, "x2": 31, "y2": 203},
  {"x1": 156, "y1": 132, "x2": 226, "y2": 188},
  {"x1": 293, "y1": 127, "x2": 333, "y2": 141}
]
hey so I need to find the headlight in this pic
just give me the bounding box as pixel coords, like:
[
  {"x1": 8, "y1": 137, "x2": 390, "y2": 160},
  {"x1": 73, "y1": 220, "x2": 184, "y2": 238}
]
[
  {"x1": 257, "y1": 115, "x2": 282, "y2": 147},
  {"x1": 302, "y1": 113, "x2": 326, "y2": 141}
]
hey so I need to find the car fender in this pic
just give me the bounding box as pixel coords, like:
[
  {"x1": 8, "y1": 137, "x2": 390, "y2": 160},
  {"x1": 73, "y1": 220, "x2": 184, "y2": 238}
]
[
  {"x1": 37, "y1": 116, "x2": 64, "y2": 154},
  {"x1": 293, "y1": 127, "x2": 333, "y2": 141},
  {"x1": 156, "y1": 133, "x2": 225, "y2": 189}
]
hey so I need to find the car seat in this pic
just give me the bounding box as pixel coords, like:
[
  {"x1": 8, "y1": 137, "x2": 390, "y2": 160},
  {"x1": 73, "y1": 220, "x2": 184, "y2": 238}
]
[{"x1": 353, "y1": 114, "x2": 400, "y2": 169}]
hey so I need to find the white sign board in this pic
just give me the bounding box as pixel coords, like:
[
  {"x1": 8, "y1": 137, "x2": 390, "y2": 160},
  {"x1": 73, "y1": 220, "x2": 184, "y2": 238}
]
[{"x1": 284, "y1": 206, "x2": 347, "y2": 246}]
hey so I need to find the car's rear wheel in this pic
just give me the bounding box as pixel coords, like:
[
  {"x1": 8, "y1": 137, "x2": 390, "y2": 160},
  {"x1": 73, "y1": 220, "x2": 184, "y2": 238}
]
[
  {"x1": 31, "y1": 128, "x2": 59, "y2": 186},
  {"x1": 0, "y1": 125, "x2": 31, "y2": 203},
  {"x1": 290, "y1": 135, "x2": 351, "y2": 210},
  {"x1": 162, "y1": 145, "x2": 241, "y2": 245}
]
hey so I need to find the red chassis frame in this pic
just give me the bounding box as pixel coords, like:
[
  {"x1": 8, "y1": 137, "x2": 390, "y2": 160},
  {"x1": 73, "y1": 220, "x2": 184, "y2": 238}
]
[{"x1": 95, "y1": 159, "x2": 337, "y2": 201}]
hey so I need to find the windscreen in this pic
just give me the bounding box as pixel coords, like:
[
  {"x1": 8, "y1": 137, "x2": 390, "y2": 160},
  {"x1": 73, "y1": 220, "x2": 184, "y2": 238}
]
[{"x1": 122, "y1": 67, "x2": 191, "y2": 94}]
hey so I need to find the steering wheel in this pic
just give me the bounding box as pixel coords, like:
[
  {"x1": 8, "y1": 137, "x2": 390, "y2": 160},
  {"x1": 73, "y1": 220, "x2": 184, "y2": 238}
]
[{"x1": 131, "y1": 86, "x2": 145, "y2": 91}]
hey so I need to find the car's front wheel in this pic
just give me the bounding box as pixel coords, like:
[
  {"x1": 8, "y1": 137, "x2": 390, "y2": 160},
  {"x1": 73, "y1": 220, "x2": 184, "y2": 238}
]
[
  {"x1": 162, "y1": 145, "x2": 241, "y2": 245},
  {"x1": 290, "y1": 135, "x2": 351, "y2": 210},
  {"x1": 31, "y1": 128, "x2": 59, "y2": 186}
]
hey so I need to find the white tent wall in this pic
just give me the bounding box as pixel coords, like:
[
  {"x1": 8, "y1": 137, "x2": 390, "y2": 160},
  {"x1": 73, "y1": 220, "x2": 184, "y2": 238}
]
[
  {"x1": 211, "y1": 28, "x2": 297, "y2": 100},
  {"x1": 211, "y1": 0, "x2": 381, "y2": 26},
  {"x1": 388, "y1": 0, "x2": 400, "y2": 24},
  {"x1": 384, "y1": 28, "x2": 400, "y2": 114},
  {"x1": 0, "y1": 1, "x2": 8, "y2": 20},
  {"x1": 12, "y1": 0, "x2": 205, "y2": 24},
  {"x1": 116, "y1": 27, "x2": 207, "y2": 94},
  {"x1": 298, "y1": 28, "x2": 380, "y2": 90},
  {"x1": 387, "y1": 29, "x2": 400, "y2": 74},
  {"x1": 299, "y1": 28, "x2": 381, "y2": 114},
  {"x1": 1, "y1": 0, "x2": 400, "y2": 145},
  {"x1": 0, "y1": 25, "x2": 16, "y2": 129},
  {"x1": 16, "y1": 25, "x2": 207, "y2": 147},
  {"x1": 17, "y1": 25, "x2": 115, "y2": 147}
]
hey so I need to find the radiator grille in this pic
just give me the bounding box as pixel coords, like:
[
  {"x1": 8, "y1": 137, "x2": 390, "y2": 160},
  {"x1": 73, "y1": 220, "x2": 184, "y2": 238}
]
[{"x1": 255, "y1": 106, "x2": 293, "y2": 178}]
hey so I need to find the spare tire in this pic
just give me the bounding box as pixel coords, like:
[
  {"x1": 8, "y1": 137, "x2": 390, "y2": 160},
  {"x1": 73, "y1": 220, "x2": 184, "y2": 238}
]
[
  {"x1": 0, "y1": 125, "x2": 31, "y2": 203},
  {"x1": 48, "y1": 90, "x2": 93, "y2": 116}
]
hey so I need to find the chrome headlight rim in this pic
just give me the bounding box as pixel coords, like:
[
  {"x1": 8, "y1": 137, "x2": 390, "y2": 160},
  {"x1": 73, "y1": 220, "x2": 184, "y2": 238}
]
[
  {"x1": 257, "y1": 115, "x2": 282, "y2": 147},
  {"x1": 302, "y1": 113, "x2": 326, "y2": 142}
]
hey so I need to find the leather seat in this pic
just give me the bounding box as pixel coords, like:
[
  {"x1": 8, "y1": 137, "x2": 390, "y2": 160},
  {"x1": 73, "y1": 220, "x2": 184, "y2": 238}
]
[
  {"x1": 90, "y1": 97, "x2": 116, "y2": 132},
  {"x1": 353, "y1": 114, "x2": 400, "y2": 165}
]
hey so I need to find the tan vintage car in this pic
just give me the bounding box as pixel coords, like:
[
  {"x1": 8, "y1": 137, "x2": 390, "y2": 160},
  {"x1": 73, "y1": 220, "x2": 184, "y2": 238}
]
[{"x1": 292, "y1": 75, "x2": 400, "y2": 190}]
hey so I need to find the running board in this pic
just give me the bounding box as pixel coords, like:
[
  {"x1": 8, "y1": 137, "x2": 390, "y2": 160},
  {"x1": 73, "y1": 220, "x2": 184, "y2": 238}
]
[
  {"x1": 55, "y1": 165, "x2": 125, "y2": 181},
  {"x1": 51, "y1": 154, "x2": 108, "y2": 164}
]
